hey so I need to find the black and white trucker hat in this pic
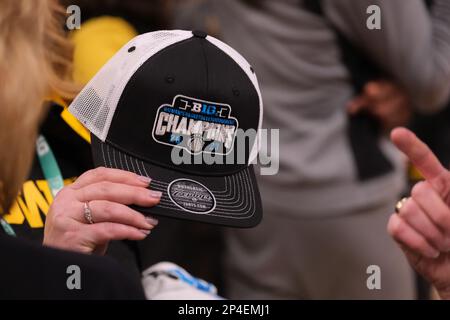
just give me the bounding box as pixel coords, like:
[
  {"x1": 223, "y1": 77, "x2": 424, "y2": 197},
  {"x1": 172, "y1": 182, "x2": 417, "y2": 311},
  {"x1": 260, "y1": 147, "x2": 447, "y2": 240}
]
[{"x1": 69, "y1": 30, "x2": 263, "y2": 228}]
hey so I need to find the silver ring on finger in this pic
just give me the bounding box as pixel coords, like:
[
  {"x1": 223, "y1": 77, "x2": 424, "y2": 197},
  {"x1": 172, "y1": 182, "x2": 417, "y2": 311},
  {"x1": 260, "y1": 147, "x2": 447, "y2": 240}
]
[{"x1": 84, "y1": 202, "x2": 95, "y2": 224}]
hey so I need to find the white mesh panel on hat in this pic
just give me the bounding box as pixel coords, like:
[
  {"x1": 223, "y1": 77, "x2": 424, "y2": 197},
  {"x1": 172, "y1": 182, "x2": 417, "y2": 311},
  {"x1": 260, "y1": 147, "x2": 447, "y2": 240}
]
[
  {"x1": 69, "y1": 30, "x2": 193, "y2": 141},
  {"x1": 205, "y1": 36, "x2": 264, "y2": 165}
]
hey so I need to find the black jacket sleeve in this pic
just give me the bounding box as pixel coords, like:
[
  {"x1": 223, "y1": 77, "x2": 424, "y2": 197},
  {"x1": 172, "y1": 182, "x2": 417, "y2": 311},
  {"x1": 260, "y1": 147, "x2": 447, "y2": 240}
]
[{"x1": 0, "y1": 233, "x2": 145, "y2": 300}]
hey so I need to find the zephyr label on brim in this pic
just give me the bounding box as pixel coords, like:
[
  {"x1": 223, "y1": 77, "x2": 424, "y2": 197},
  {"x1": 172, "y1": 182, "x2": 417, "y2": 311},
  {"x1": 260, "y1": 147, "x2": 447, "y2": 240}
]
[{"x1": 168, "y1": 179, "x2": 217, "y2": 214}]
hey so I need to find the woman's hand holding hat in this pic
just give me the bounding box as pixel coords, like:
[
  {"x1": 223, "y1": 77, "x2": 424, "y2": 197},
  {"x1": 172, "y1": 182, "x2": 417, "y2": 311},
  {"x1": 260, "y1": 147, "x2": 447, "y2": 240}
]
[{"x1": 43, "y1": 167, "x2": 160, "y2": 255}]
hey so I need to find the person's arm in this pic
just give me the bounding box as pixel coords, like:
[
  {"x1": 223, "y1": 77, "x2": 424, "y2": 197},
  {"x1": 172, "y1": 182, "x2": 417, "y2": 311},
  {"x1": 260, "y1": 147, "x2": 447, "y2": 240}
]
[
  {"x1": 323, "y1": 0, "x2": 450, "y2": 113},
  {"x1": 0, "y1": 232, "x2": 146, "y2": 299}
]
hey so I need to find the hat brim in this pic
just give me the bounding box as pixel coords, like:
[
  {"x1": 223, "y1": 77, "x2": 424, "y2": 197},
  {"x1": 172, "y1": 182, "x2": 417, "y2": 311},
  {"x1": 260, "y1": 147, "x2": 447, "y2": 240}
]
[{"x1": 91, "y1": 135, "x2": 262, "y2": 228}]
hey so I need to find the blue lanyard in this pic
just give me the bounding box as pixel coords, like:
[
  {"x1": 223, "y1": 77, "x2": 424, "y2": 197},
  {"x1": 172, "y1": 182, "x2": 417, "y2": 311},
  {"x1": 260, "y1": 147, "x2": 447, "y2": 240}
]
[
  {"x1": 0, "y1": 218, "x2": 16, "y2": 237},
  {"x1": 36, "y1": 135, "x2": 64, "y2": 197},
  {"x1": 1, "y1": 135, "x2": 63, "y2": 237}
]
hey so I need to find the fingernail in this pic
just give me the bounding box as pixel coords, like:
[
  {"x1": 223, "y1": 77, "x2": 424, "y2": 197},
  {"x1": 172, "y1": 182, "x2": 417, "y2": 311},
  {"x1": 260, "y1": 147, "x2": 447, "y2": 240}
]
[
  {"x1": 149, "y1": 190, "x2": 162, "y2": 199},
  {"x1": 140, "y1": 229, "x2": 151, "y2": 236},
  {"x1": 138, "y1": 175, "x2": 152, "y2": 185},
  {"x1": 428, "y1": 250, "x2": 440, "y2": 259},
  {"x1": 145, "y1": 216, "x2": 159, "y2": 226}
]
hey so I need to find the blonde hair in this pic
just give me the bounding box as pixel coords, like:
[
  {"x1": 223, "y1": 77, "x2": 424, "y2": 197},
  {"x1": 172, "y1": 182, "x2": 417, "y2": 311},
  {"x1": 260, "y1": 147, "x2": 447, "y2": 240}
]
[{"x1": 0, "y1": 0, "x2": 78, "y2": 213}]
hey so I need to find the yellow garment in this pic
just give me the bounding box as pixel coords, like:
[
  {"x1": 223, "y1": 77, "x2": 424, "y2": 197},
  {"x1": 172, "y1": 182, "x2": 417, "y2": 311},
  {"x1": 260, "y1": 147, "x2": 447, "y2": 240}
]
[
  {"x1": 71, "y1": 16, "x2": 138, "y2": 84},
  {"x1": 45, "y1": 96, "x2": 91, "y2": 143},
  {"x1": 61, "y1": 108, "x2": 91, "y2": 143}
]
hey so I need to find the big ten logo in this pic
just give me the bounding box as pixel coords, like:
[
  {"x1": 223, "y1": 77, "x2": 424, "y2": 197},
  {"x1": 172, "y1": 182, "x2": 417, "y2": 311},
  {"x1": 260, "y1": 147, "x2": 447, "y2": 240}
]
[
  {"x1": 366, "y1": 5, "x2": 381, "y2": 30},
  {"x1": 175, "y1": 97, "x2": 231, "y2": 119},
  {"x1": 153, "y1": 95, "x2": 238, "y2": 155}
]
